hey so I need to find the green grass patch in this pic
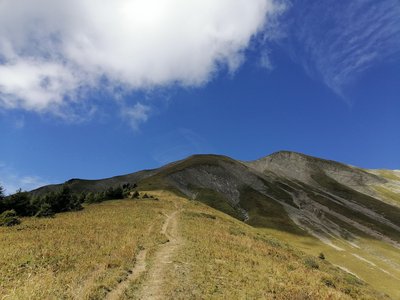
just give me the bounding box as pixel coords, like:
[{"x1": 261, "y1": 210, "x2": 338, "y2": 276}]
[{"x1": 375, "y1": 185, "x2": 400, "y2": 204}]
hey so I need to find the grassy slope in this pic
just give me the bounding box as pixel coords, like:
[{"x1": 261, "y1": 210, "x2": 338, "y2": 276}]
[
  {"x1": 160, "y1": 196, "x2": 386, "y2": 299},
  {"x1": 0, "y1": 191, "x2": 388, "y2": 299},
  {"x1": 260, "y1": 224, "x2": 400, "y2": 300},
  {"x1": 228, "y1": 177, "x2": 400, "y2": 299},
  {"x1": 0, "y1": 199, "x2": 171, "y2": 299},
  {"x1": 374, "y1": 170, "x2": 400, "y2": 182},
  {"x1": 375, "y1": 185, "x2": 400, "y2": 206}
]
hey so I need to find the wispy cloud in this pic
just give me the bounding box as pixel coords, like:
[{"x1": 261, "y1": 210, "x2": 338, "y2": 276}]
[
  {"x1": 281, "y1": 0, "x2": 400, "y2": 98},
  {"x1": 259, "y1": 49, "x2": 274, "y2": 71},
  {"x1": 0, "y1": 0, "x2": 284, "y2": 121},
  {"x1": 0, "y1": 163, "x2": 49, "y2": 194},
  {"x1": 122, "y1": 102, "x2": 152, "y2": 131}
]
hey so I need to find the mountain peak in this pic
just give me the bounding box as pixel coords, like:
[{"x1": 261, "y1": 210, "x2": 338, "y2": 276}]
[{"x1": 245, "y1": 150, "x2": 385, "y2": 187}]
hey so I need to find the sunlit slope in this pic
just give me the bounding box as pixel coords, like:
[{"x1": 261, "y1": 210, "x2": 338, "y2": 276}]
[
  {"x1": 368, "y1": 169, "x2": 400, "y2": 208},
  {"x1": 27, "y1": 151, "x2": 400, "y2": 298},
  {"x1": 0, "y1": 198, "x2": 170, "y2": 299},
  {"x1": 0, "y1": 192, "x2": 388, "y2": 299},
  {"x1": 137, "y1": 153, "x2": 400, "y2": 298}
]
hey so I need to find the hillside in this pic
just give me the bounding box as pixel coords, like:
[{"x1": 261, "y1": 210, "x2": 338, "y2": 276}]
[
  {"x1": 25, "y1": 151, "x2": 400, "y2": 298},
  {"x1": 0, "y1": 191, "x2": 388, "y2": 299}
]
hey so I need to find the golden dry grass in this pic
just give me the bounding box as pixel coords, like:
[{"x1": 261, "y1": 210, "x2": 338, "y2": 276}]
[
  {"x1": 375, "y1": 170, "x2": 400, "y2": 182},
  {"x1": 0, "y1": 191, "x2": 390, "y2": 299},
  {"x1": 374, "y1": 185, "x2": 400, "y2": 206},
  {"x1": 0, "y1": 199, "x2": 171, "y2": 299},
  {"x1": 155, "y1": 196, "x2": 388, "y2": 299}
]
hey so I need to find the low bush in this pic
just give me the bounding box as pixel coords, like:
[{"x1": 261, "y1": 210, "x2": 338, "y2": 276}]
[
  {"x1": 131, "y1": 191, "x2": 140, "y2": 199},
  {"x1": 0, "y1": 210, "x2": 20, "y2": 227},
  {"x1": 104, "y1": 186, "x2": 124, "y2": 200},
  {"x1": 304, "y1": 257, "x2": 319, "y2": 269},
  {"x1": 322, "y1": 277, "x2": 336, "y2": 288},
  {"x1": 35, "y1": 202, "x2": 54, "y2": 218}
]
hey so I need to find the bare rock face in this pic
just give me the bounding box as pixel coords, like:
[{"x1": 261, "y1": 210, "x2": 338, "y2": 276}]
[{"x1": 245, "y1": 151, "x2": 386, "y2": 188}]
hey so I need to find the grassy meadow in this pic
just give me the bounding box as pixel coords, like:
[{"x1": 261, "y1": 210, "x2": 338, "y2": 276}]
[
  {"x1": 0, "y1": 191, "x2": 392, "y2": 299},
  {"x1": 0, "y1": 198, "x2": 173, "y2": 299}
]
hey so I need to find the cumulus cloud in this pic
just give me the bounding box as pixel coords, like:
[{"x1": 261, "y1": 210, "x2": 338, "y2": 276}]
[
  {"x1": 0, "y1": 0, "x2": 281, "y2": 116},
  {"x1": 281, "y1": 0, "x2": 400, "y2": 97},
  {"x1": 0, "y1": 59, "x2": 80, "y2": 111}
]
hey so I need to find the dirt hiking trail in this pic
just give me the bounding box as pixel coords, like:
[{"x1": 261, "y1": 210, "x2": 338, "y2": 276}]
[
  {"x1": 139, "y1": 205, "x2": 182, "y2": 299},
  {"x1": 105, "y1": 196, "x2": 183, "y2": 300}
]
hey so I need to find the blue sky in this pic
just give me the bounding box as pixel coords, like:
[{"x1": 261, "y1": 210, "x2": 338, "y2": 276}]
[{"x1": 1, "y1": 0, "x2": 400, "y2": 193}]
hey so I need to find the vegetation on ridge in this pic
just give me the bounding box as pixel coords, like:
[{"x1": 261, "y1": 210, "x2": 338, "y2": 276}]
[{"x1": 0, "y1": 183, "x2": 138, "y2": 224}]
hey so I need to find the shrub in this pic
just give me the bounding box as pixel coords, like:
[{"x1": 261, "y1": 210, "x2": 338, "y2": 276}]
[
  {"x1": 123, "y1": 190, "x2": 130, "y2": 198},
  {"x1": 0, "y1": 185, "x2": 5, "y2": 213},
  {"x1": 0, "y1": 185, "x2": 4, "y2": 199},
  {"x1": 131, "y1": 191, "x2": 140, "y2": 199},
  {"x1": 318, "y1": 252, "x2": 325, "y2": 260},
  {"x1": 0, "y1": 210, "x2": 21, "y2": 227},
  {"x1": 122, "y1": 183, "x2": 137, "y2": 190},
  {"x1": 322, "y1": 277, "x2": 336, "y2": 288},
  {"x1": 85, "y1": 191, "x2": 108, "y2": 203},
  {"x1": 6, "y1": 190, "x2": 34, "y2": 216},
  {"x1": 104, "y1": 186, "x2": 124, "y2": 200},
  {"x1": 35, "y1": 202, "x2": 54, "y2": 218},
  {"x1": 52, "y1": 186, "x2": 73, "y2": 212},
  {"x1": 84, "y1": 192, "x2": 96, "y2": 203},
  {"x1": 77, "y1": 193, "x2": 87, "y2": 204},
  {"x1": 31, "y1": 186, "x2": 82, "y2": 215},
  {"x1": 1, "y1": 184, "x2": 82, "y2": 219},
  {"x1": 304, "y1": 257, "x2": 319, "y2": 269},
  {"x1": 95, "y1": 192, "x2": 106, "y2": 203}
]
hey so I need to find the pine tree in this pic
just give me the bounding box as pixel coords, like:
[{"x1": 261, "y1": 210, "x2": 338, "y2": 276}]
[{"x1": 0, "y1": 184, "x2": 5, "y2": 213}]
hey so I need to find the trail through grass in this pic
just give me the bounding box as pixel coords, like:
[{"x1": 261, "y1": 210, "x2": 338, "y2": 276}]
[
  {"x1": 0, "y1": 199, "x2": 169, "y2": 299},
  {"x1": 0, "y1": 191, "x2": 391, "y2": 299}
]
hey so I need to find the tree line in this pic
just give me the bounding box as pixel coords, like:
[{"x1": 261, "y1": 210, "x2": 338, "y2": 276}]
[{"x1": 0, "y1": 183, "x2": 136, "y2": 226}]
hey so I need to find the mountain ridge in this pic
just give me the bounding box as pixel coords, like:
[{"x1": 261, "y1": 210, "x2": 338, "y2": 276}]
[
  {"x1": 30, "y1": 150, "x2": 390, "y2": 194},
  {"x1": 25, "y1": 150, "x2": 400, "y2": 298}
]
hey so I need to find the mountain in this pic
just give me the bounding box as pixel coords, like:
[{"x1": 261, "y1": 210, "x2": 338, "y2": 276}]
[{"x1": 30, "y1": 151, "x2": 400, "y2": 298}]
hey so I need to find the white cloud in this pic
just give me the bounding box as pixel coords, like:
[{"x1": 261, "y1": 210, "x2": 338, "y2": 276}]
[
  {"x1": 0, "y1": 0, "x2": 281, "y2": 116},
  {"x1": 0, "y1": 163, "x2": 48, "y2": 194},
  {"x1": 282, "y1": 0, "x2": 400, "y2": 97},
  {"x1": 0, "y1": 59, "x2": 80, "y2": 111},
  {"x1": 122, "y1": 102, "x2": 151, "y2": 131}
]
